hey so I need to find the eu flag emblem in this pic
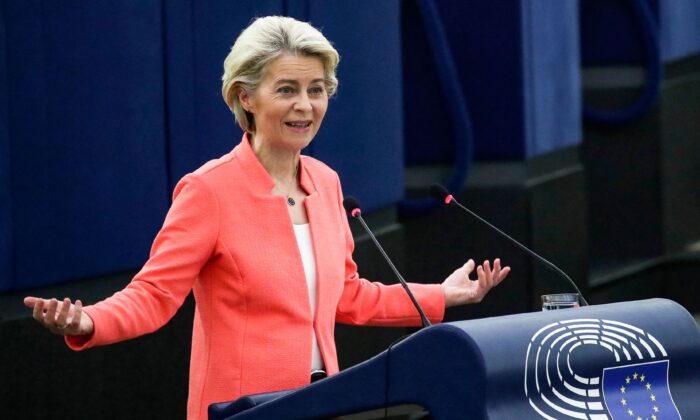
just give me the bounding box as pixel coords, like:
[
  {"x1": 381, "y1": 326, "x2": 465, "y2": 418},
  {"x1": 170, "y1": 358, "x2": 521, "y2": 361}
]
[{"x1": 602, "y1": 360, "x2": 681, "y2": 419}]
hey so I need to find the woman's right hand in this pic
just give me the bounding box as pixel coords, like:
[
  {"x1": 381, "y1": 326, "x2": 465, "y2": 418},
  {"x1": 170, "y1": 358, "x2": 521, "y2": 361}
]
[{"x1": 23, "y1": 297, "x2": 94, "y2": 336}]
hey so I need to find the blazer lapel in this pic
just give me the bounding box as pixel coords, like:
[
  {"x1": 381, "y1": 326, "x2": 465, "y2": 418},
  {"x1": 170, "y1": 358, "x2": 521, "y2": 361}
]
[{"x1": 233, "y1": 134, "x2": 313, "y2": 318}]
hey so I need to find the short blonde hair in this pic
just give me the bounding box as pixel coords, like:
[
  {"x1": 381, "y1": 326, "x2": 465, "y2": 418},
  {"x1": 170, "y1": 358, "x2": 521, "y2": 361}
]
[{"x1": 221, "y1": 16, "x2": 340, "y2": 134}]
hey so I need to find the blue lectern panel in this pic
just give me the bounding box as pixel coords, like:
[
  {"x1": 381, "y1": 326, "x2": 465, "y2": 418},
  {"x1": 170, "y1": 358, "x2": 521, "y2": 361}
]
[
  {"x1": 386, "y1": 323, "x2": 487, "y2": 419},
  {"x1": 209, "y1": 351, "x2": 390, "y2": 419},
  {"x1": 4, "y1": 1, "x2": 170, "y2": 290},
  {"x1": 448, "y1": 298, "x2": 699, "y2": 418},
  {"x1": 211, "y1": 299, "x2": 700, "y2": 419}
]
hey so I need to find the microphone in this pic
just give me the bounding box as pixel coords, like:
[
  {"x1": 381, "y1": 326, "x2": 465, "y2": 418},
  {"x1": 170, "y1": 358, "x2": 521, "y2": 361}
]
[
  {"x1": 343, "y1": 197, "x2": 432, "y2": 327},
  {"x1": 429, "y1": 184, "x2": 589, "y2": 306}
]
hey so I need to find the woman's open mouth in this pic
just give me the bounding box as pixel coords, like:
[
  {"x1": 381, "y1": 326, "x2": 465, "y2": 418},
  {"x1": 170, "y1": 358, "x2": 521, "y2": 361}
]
[{"x1": 285, "y1": 120, "x2": 312, "y2": 130}]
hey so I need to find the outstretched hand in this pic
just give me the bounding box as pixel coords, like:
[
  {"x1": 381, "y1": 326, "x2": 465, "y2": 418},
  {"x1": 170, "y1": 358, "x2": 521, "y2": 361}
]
[
  {"x1": 23, "y1": 296, "x2": 94, "y2": 336},
  {"x1": 441, "y1": 259, "x2": 510, "y2": 308}
]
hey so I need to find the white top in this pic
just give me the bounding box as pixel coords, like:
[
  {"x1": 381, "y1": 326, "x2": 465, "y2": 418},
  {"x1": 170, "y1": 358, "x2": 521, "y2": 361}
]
[{"x1": 292, "y1": 223, "x2": 324, "y2": 371}]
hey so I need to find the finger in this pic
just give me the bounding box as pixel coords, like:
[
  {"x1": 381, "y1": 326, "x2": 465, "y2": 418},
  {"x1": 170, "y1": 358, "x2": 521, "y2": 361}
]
[
  {"x1": 479, "y1": 260, "x2": 492, "y2": 289},
  {"x1": 492, "y1": 267, "x2": 508, "y2": 286},
  {"x1": 69, "y1": 300, "x2": 83, "y2": 333},
  {"x1": 477, "y1": 264, "x2": 487, "y2": 289},
  {"x1": 32, "y1": 298, "x2": 46, "y2": 322},
  {"x1": 24, "y1": 296, "x2": 39, "y2": 309},
  {"x1": 475, "y1": 265, "x2": 489, "y2": 299},
  {"x1": 483, "y1": 260, "x2": 493, "y2": 288},
  {"x1": 56, "y1": 298, "x2": 71, "y2": 330},
  {"x1": 490, "y1": 259, "x2": 501, "y2": 286},
  {"x1": 459, "y1": 259, "x2": 475, "y2": 280},
  {"x1": 44, "y1": 298, "x2": 59, "y2": 328},
  {"x1": 493, "y1": 258, "x2": 501, "y2": 273},
  {"x1": 496, "y1": 266, "x2": 511, "y2": 284}
]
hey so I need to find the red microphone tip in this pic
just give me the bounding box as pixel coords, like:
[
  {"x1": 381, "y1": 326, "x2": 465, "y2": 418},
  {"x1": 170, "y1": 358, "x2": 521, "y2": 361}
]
[
  {"x1": 445, "y1": 194, "x2": 454, "y2": 205},
  {"x1": 351, "y1": 208, "x2": 361, "y2": 217}
]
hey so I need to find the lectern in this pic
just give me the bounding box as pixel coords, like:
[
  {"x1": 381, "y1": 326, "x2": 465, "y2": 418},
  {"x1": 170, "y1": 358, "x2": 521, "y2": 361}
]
[{"x1": 209, "y1": 299, "x2": 700, "y2": 419}]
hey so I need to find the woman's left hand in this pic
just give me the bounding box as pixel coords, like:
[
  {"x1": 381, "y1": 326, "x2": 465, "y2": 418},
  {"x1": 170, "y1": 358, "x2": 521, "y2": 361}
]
[{"x1": 441, "y1": 258, "x2": 510, "y2": 308}]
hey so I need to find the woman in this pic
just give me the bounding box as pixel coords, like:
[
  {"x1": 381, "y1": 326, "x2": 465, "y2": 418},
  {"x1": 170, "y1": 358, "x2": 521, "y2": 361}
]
[{"x1": 23, "y1": 16, "x2": 509, "y2": 420}]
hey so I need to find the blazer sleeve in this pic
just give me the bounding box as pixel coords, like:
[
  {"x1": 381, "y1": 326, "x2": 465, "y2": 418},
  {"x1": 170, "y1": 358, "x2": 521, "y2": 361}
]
[
  {"x1": 66, "y1": 174, "x2": 219, "y2": 350},
  {"x1": 333, "y1": 176, "x2": 445, "y2": 327}
]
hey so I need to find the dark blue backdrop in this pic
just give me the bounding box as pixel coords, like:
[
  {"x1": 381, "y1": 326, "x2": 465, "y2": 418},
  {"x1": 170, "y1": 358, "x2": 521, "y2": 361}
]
[
  {"x1": 1, "y1": 0, "x2": 699, "y2": 292},
  {"x1": 403, "y1": 0, "x2": 581, "y2": 164},
  {"x1": 0, "y1": 0, "x2": 406, "y2": 291},
  {"x1": 581, "y1": 0, "x2": 700, "y2": 64},
  {"x1": 2, "y1": 1, "x2": 170, "y2": 291}
]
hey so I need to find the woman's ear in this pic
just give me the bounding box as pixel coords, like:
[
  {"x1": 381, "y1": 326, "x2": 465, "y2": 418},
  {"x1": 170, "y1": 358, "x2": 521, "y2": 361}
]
[{"x1": 238, "y1": 89, "x2": 254, "y2": 113}]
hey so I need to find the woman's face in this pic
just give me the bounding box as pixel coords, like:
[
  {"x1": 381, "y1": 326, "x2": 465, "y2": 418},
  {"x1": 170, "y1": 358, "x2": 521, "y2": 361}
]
[{"x1": 241, "y1": 54, "x2": 328, "y2": 152}]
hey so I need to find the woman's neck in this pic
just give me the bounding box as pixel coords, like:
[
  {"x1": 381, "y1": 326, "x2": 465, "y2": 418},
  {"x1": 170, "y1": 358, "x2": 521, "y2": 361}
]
[{"x1": 249, "y1": 133, "x2": 299, "y2": 185}]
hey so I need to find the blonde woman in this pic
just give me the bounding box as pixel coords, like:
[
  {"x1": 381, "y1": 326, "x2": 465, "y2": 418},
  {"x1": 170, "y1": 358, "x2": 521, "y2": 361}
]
[{"x1": 24, "y1": 16, "x2": 509, "y2": 420}]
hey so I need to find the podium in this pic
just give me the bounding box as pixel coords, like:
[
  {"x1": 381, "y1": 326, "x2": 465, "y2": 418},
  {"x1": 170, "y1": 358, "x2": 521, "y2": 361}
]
[{"x1": 209, "y1": 299, "x2": 700, "y2": 419}]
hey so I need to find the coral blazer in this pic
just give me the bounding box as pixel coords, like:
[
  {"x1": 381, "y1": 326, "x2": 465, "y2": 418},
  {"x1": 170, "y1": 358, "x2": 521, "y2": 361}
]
[{"x1": 66, "y1": 134, "x2": 445, "y2": 420}]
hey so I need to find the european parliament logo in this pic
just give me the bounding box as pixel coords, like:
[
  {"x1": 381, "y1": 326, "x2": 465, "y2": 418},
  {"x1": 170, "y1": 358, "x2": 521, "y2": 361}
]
[{"x1": 524, "y1": 318, "x2": 682, "y2": 419}]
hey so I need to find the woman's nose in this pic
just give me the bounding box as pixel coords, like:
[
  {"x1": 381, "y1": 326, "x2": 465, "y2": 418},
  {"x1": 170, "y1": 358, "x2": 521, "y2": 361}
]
[{"x1": 294, "y1": 93, "x2": 312, "y2": 111}]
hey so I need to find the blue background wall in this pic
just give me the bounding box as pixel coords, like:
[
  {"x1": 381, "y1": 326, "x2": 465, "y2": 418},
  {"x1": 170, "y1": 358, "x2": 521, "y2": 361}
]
[
  {"x1": 2, "y1": 1, "x2": 170, "y2": 291},
  {"x1": 0, "y1": 0, "x2": 407, "y2": 292},
  {"x1": 164, "y1": 0, "x2": 404, "y2": 208},
  {"x1": 403, "y1": 0, "x2": 581, "y2": 165},
  {"x1": 2, "y1": 2, "x2": 700, "y2": 419},
  {"x1": 660, "y1": 0, "x2": 700, "y2": 61},
  {"x1": 304, "y1": 0, "x2": 404, "y2": 212},
  {"x1": 1, "y1": 0, "x2": 699, "y2": 293},
  {"x1": 581, "y1": 0, "x2": 700, "y2": 64},
  {"x1": 164, "y1": 1, "x2": 282, "y2": 185},
  {"x1": 0, "y1": 0, "x2": 10, "y2": 292}
]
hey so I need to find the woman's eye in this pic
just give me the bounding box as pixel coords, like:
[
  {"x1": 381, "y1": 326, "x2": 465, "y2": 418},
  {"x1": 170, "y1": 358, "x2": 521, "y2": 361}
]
[
  {"x1": 309, "y1": 86, "x2": 325, "y2": 96},
  {"x1": 277, "y1": 86, "x2": 294, "y2": 94}
]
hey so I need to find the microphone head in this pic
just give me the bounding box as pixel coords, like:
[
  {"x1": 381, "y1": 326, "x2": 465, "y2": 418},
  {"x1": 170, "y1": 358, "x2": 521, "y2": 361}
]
[
  {"x1": 429, "y1": 183, "x2": 454, "y2": 204},
  {"x1": 343, "y1": 197, "x2": 362, "y2": 218}
]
